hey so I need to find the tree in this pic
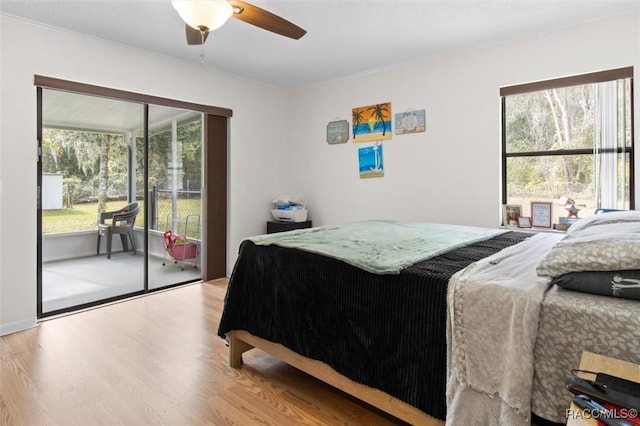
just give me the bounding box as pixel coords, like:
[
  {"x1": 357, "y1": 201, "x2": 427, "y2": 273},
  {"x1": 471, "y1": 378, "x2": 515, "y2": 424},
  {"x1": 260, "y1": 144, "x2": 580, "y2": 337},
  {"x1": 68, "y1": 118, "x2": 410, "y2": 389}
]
[
  {"x1": 42, "y1": 129, "x2": 126, "y2": 203},
  {"x1": 505, "y1": 85, "x2": 596, "y2": 198},
  {"x1": 542, "y1": 87, "x2": 594, "y2": 194},
  {"x1": 367, "y1": 104, "x2": 390, "y2": 136},
  {"x1": 178, "y1": 121, "x2": 202, "y2": 189},
  {"x1": 97, "y1": 134, "x2": 111, "y2": 216},
  {"x1": 352, "y1": 109, "x2": 364, "y2": 138}
]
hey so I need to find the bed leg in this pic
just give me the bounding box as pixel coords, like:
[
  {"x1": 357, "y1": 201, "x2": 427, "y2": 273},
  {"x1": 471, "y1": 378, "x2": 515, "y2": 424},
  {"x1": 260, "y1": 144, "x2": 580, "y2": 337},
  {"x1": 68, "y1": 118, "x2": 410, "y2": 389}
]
[{"x1": 228, "y1": 331, "x2": 254, "y2": 368}]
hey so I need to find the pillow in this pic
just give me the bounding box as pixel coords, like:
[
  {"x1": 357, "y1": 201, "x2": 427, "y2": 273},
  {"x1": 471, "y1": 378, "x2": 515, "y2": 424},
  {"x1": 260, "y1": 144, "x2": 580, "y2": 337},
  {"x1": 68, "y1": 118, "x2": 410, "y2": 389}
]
[
  {"x1": 536, "y1": 232, "x2": 640, "y2": 278},
  {"x1": 567, "y1": 210, "x2": 640, "y2": 235},
  {"x1": 568, "y1": 221, "x2": 640, "y2": 239},
  {"x1": 552, "y1": 270, "x2": 640, "y2": 301}
]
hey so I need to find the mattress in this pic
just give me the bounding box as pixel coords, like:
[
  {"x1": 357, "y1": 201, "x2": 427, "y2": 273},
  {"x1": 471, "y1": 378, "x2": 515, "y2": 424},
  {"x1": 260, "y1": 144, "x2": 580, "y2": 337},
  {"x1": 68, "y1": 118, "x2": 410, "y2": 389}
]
[{"x1": 532, "y1": 285, "x2": 640, "y2": 423}]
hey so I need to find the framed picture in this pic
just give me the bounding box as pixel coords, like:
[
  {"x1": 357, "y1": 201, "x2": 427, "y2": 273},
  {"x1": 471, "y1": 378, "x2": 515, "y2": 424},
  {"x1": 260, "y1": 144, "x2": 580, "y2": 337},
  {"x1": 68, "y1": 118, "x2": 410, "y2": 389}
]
[
  {"x1": 531, "y1": 202, "x2": 552, "y2": 228},
  {"x1": 517, "y1": 216, "x2": 532, "y2": 228},
  {"x1": 358, "y1": 143, "x2": 384, "y2": 178},
  {"x1": 502, "y1": 204, "x2": 522, "y2": 227},
  {"x1": 352, "y1": 102, "x2": 392, "y2": 142},
  {"x1": 394, "y1": 109, "x2": 426, "y2": 135},
  {"x1": 326, "y1": 120, "x2": 349, "y2": 144}
]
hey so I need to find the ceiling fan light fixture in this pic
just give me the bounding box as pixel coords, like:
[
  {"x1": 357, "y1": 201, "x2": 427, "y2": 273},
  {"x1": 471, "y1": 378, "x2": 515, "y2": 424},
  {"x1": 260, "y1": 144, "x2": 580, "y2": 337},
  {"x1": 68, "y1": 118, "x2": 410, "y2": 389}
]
[{"x1": 171, "y1": 0, "x2": 233, "y2": 32}]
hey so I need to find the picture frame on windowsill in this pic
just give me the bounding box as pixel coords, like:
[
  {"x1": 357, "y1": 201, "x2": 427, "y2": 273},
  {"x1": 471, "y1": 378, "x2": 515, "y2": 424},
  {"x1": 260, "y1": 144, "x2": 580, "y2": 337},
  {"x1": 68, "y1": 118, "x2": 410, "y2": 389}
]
[
  {"x1": 502, "y1": 204, "x2": 522, "y2": 228},
  {"x1": 518, "y1": 216, "x2": 532, "y2": 228},
  {"x1": 531, "y1": 201, "x2": 552, "y2": 228}
]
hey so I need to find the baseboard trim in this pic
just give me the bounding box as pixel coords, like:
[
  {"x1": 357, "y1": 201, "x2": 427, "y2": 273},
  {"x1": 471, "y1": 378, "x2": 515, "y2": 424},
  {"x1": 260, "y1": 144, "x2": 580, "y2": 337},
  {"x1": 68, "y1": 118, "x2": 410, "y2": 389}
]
[{"x1": 0, "y1": 318, "x2": 36, "y2": 337}]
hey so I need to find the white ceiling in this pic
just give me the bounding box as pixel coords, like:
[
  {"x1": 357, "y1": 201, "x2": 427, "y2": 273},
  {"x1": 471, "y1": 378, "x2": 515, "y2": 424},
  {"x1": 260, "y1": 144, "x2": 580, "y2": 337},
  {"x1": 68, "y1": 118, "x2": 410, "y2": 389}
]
[
  {"x1": 42, "y1": 89, "x2": 200, "y2": 133},
  {"x1": 2, "y1": 0, "x2": 639, "y2": 89}
]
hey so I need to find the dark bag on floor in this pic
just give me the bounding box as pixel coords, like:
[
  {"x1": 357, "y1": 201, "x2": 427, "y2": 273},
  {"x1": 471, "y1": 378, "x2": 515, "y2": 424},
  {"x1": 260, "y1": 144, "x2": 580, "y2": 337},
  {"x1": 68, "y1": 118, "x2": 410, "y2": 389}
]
[{"x1": 566, "y1": 376, "x2": 640, "y2": 411}]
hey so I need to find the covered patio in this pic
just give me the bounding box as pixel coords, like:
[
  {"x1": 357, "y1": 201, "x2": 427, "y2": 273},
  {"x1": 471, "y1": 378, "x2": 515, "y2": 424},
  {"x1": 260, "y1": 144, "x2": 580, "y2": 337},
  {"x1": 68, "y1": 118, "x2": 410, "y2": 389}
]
[{"x1": 41, "y1": 89, "x2": 203, "y2": 315}]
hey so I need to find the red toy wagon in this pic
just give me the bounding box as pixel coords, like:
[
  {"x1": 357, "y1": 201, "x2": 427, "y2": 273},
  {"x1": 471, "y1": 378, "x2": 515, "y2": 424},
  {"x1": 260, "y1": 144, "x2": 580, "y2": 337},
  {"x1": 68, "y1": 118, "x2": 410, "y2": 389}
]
[{"x1": 162, "y1": 230, "x2": 198, "y2": 270}]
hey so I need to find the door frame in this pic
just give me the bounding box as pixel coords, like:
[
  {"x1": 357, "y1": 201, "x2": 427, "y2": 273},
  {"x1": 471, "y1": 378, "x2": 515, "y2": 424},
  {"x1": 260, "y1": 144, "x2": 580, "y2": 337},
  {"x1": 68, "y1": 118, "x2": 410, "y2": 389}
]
[{"x1": 35, "y1": 76, "x2": 231, "y2": 317}]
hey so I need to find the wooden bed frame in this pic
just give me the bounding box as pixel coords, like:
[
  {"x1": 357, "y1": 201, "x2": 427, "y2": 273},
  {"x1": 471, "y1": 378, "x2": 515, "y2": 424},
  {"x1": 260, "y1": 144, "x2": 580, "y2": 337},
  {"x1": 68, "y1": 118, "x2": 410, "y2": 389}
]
[{"x1": 227, "y1": 330, "x2": 443, "y2": 425}]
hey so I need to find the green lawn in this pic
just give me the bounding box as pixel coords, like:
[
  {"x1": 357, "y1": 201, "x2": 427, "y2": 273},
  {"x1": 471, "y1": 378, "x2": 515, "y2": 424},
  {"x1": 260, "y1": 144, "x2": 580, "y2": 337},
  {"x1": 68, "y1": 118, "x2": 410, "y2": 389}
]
[{"x1": 43, "y1": 199, "x2": 202, "y2": 237}]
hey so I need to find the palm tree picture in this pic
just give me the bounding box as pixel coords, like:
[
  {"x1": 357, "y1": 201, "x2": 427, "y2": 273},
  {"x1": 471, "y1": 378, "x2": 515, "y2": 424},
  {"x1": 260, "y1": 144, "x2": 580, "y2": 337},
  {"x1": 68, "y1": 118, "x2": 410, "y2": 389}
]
[
  {"x1": 368, "y1": 104, "x2": 389, "y2": 135},
  {"x1": 352, "y1": 102, "x2": 392, "y2": 142},
  {"x1": 352, "y1": 109, "x2": 364, "y2": 139}
]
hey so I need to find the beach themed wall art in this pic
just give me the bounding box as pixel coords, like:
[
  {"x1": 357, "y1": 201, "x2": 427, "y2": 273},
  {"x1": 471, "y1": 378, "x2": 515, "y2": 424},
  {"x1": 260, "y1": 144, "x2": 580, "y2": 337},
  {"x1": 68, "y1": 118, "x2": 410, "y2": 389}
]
[
  {"x1": 395, "y1": 109, "x2": 426, "y2": 135},
  {"x1": 358, "y1": 142, "x2": 384, "y2": 178},
  {"x1": 352, "y1": 102, "x2": 392, "y2": 142}
]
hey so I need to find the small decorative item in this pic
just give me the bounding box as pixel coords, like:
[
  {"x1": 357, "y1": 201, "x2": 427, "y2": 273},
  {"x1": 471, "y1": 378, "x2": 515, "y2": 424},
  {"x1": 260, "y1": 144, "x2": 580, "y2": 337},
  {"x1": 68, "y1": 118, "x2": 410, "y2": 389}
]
[
  {"x1": 502, "y1": 204, "x2": 522, "y2": 227},
  {"x1": 358, "y1": 142, "x2": 384, "y2": 178},
  {"x1": 395, "y1": 109, "x2": 426, "y2": 135},
  {"x1": 352, "y1": 102, "x2": 392, "y2": 142},
  {"x1": 517, "y1": 216, "x2": 532, "y2": 228},
  {"x1": 531, "y1": 201, "x2": 552, "y2": 228},
  {"x1": 558, "y1": 196, "x2": 581, "y2": 218},
  {"x1": 559, "y1": 217, "x2": 579, "y2": 225},
  {"x1": 326, "y1": 119, "x2": 349, "y2": 144}
]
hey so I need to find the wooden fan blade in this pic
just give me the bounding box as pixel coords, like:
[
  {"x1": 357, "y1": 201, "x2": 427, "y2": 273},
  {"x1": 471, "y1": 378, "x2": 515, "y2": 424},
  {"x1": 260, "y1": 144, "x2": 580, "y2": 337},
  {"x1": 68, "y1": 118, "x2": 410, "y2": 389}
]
[
  {"x1": 229, "y1": 1, "x2": 306, "y2": 40},
  {"x1": 185, "y1": 24, "x2": 209, "y2": 45}
]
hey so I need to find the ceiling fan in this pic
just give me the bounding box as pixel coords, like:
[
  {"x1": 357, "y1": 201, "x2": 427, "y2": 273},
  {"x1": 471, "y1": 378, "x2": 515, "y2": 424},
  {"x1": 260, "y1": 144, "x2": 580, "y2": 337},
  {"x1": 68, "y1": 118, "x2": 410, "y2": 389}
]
[{"x1": 172, "y1": 0, "x2": 306, "y2": 45}]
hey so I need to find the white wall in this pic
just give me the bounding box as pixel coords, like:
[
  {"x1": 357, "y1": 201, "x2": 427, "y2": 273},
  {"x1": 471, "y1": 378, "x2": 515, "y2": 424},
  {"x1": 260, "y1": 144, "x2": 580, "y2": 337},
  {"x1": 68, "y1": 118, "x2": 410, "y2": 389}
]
[
  {"x1": 289, "y1": 12, "x2": 640, "y2": 228},
  {"x1": 0, "y1": 16, "x2": 293, "y2": 335}
]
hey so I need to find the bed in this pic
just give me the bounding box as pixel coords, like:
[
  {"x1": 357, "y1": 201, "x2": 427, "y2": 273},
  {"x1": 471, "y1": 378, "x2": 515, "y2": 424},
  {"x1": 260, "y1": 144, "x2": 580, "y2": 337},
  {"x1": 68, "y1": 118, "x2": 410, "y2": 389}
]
[{"x1": 217, "y1": 216, "x2": 640, "y2": 425}]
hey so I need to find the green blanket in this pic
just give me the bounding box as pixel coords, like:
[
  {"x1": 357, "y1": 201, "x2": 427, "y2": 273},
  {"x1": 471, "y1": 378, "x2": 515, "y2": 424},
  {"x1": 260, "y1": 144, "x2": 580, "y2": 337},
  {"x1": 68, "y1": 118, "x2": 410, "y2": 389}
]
[{"x1": 249, "y1": 220, "x2": 506, "y2": 274}]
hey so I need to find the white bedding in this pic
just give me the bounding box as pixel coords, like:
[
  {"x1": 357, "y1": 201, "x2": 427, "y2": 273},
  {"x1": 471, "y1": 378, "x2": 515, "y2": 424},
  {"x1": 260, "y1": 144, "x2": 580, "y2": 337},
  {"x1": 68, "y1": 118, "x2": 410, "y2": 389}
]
[
  {"x1": 250, "y1": 220, "x2": 505, "y2": 274},
  {"x1": 446, "y1": 232, "x2": 563, "y2": 426}
]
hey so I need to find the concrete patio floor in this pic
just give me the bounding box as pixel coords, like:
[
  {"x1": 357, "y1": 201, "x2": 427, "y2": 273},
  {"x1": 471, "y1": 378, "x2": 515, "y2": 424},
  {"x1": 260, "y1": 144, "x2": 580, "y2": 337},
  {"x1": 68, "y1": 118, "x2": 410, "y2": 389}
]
[{"x1": 42, "y1": 251, "x2": 201, "y2": 313}]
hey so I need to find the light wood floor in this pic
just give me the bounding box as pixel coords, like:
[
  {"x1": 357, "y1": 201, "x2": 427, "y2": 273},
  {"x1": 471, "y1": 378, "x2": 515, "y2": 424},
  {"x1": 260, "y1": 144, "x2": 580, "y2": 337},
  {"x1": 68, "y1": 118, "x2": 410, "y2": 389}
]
[{"x1": 0, "y1": 279, "x2": 404, "y2": 425}]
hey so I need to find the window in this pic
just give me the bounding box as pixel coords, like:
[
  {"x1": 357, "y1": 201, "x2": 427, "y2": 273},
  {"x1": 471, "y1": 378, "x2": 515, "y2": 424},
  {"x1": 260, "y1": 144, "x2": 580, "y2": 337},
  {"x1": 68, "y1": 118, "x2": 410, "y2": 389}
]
[{"x1": 501, "y1": 67, "x2": 634, "y2": 226}]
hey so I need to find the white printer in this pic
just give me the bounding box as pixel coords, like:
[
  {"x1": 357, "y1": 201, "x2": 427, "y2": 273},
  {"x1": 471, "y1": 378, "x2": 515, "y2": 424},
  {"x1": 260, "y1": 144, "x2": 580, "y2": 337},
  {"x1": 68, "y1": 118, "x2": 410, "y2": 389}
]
[{"x1": 270, "y1": 195, "x2": 308, "y2": 222}]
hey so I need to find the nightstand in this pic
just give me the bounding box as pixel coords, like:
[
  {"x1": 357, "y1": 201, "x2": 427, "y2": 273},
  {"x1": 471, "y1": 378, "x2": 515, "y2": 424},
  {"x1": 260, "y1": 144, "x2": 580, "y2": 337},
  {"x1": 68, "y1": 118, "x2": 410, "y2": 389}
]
[{"x1": 266, "y1": 220, "x2": 312, "y2": 234}]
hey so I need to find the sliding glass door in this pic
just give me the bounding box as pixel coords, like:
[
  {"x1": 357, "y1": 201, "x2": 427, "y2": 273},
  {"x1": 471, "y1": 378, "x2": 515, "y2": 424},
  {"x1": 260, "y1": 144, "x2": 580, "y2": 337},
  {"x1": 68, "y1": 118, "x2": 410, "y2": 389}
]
[
  {"x1": 38, "y1": 89, "x2": 202, "y2": 316},
  {"x1": 144, "y1": 105, "x2": 202, "y2": 290}
]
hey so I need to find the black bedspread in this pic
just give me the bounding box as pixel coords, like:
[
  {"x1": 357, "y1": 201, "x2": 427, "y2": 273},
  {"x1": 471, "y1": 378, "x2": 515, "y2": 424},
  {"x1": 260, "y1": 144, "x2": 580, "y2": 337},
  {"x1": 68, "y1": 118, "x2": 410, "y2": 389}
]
[{"x1": 218, "y1": 231, "x2": 529, "y2": 420}]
